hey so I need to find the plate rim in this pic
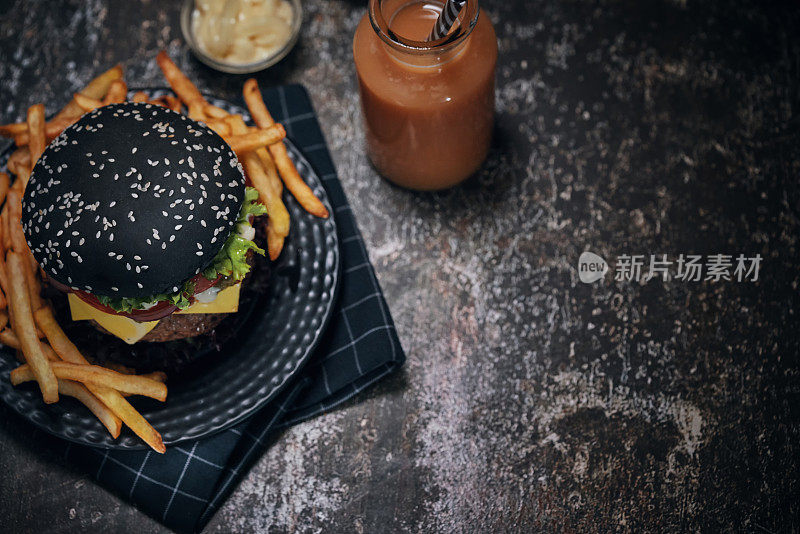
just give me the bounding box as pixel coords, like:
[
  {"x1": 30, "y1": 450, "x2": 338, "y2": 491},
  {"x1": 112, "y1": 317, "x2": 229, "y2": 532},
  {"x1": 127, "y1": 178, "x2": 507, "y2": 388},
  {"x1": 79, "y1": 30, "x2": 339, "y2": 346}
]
[{"x1": 0, "y1": 87, "x2": 342, "y2": 449}]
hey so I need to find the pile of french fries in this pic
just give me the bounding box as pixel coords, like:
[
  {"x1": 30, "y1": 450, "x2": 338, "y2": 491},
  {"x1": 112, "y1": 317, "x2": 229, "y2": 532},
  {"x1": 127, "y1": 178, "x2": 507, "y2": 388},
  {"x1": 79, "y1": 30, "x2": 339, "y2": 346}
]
[{"x1": 0, "y1": 52, "x2": 328, "y2": 452}]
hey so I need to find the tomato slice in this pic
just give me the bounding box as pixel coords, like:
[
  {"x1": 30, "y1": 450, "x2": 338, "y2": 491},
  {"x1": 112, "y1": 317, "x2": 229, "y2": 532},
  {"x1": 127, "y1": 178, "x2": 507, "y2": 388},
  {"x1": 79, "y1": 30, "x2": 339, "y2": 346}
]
[
  {"x1": 70, "y1": 273, "x2": 221, "y2": 323},
  {"x1": 190, "y1": 273, "x2": 219, "y2": 294}
]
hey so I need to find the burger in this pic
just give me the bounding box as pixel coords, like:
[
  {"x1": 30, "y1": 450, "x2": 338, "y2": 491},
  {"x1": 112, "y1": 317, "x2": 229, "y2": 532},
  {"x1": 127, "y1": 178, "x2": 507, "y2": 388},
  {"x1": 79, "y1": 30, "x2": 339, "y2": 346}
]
[{"x1": 21, "y1": 102, "x2": 267, "y2": 344}]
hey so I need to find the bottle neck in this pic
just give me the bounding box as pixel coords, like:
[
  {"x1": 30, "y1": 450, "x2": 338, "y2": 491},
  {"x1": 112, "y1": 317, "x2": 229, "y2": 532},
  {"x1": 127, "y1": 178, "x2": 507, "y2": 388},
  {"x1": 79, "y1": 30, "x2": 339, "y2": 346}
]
[{"x1": 368, "y1": 0, "x2": 479, "y2": 68}]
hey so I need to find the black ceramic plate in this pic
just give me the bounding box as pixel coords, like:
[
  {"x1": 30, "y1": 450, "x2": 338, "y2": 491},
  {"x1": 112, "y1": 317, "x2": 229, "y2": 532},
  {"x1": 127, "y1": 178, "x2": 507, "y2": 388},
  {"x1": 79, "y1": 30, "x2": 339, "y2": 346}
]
[{"x1": 0, "y1": 89, "x2": 340, "y2": 449}]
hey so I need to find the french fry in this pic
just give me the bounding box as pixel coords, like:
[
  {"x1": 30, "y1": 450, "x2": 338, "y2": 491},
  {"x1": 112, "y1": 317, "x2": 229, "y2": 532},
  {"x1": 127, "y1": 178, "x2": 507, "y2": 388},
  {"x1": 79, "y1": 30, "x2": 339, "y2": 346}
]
[
  {"x1": 74, "y1": 93, "x2": 104, "y2": 112},
  {"x1": 120, "y1": 372, "x2": 168, "y2": 397},
  {"x1": 205, "y1": 119, "x2": 232, "y2": 137},
  {"x1": 0, "y1": 274, "x2": 10, "y2": 320},
  {"x1": 98, "y1": 361, "x2": 137, "y2": 374},
  {"x1": 57, "y1": 379, "x2": 121, "y2": 437},
  {"x1": 256, "y1": 157, "x2": 289, "y2": 234},
  {"x1": 0, "y1": 256, "x2": 9, "y2": 306},
  {"x1": 12, "y1": 345, "x2": 57, "y2": 363},
  {"x1": 267, "y1": 222, "x2": 285, "y2": 260},
  {"x1": 28, "y1": 252, "x2": 39, "y2": 275},
  {"x1": 11, "y1": 361, "x2": 167, "y2": 401},
  {"x1": 241, "y1": 80, "x2": 271, "y2": 125},
  {"x1": 101, "y1": 393, "x2": 165, "y2": 453},
  {"x1": 0, "y1": 329, "x2": 56, "y2": 360},
  {"x1": 0, "y1": 172, "x2": 10, "y2": 208},
  {"x1": 226, "y1": 124, "x2": 286, "y2": 154},
  {"x1": 142, "y1": 371, "x2": 168, "y2": 383},
  {"x1": 40, "y1": 346, "x2": 57, "y2": 360},
  {"x1": 86, "y1": 387, "x2": 154, "y2": 444},
  {"x1": 187, "y1": 103, "x2": 206, "y2": 122},
  {"x1": 6, "y1": 190, "x2": 29, "y2": 254},
  {"x1": 26, "y1": 104, "x2": 46, "y2": 166},
  {"x1": 1, "y1": 208, "x2": 10, "y2": 250},
  {"x1": 243, "y1": 79, "x2": 329, "y2": 218},
  {"x1": 1, "y1": 249, "x2": 44, "y2": 337},
  {"x1": 83, "y1": 360, "x2": 165, "y2": 383},
  {"x1": 156, "y1": 51, "x2": 206, "y2": 107},
  {"x1": 165, "y1": 95, "x2": 182, "y2": 113},
  {"x1": 6, "y1": 160, "x2": 20, "y2": 178},
  {"x1": 102, "y1": 79, "x2": 128, "y2": 105},
  {"x1": 0, "y1": 122, "x2": 28, "y2": 138},
  {"x1": 131, "y1": 91, "x2": 149, "y2": 103},
  {"x1": 15, "y1": 115, "x2": 82, "y2": 146},
  {"x1": 6, "y1": 251, "x2": 57, "y2": 402},
  {"x1": 10, "y1": 371, "x2": 121, "y2": 437},
  {"x1": 256, "y1": 146, "x2": 287, "y2": 256},
  {"x1": 256, "y1": 147, "x2": 282, "y2": 196},
  {"x1": 246, "y1": 154, "x2": 289, "y2": 236},
  {"x1": 203, "y1": 104, "x2": 228, "y2": 119},
  {"x1": 22, "y1": 256, "x2": 43, "y2": 312},
  {"x1": 33, "y1": 306, "x2": 93, "y2": 365},
  {"x1": 7, "y1": 147, "x2": 31, "y2": 175},
  {"x1": 272, "y1": 141, "x2": 328, "y2": 215},
  {"x1": 11, "y1": 165, "x2": 29, "y2": 193},
  {"x1": 223, "y1": 114, "x2": 237, "y2": 128},
  {"x1": 0, "y1": 329, "x2": 17, "y2": 348},
  {"x1": 229, "y1": 117, "x2": 290, "y2": 237},
  {"x1": 45, "y1": 116, "x2": 81, "y2": 139},
  {"x1": 52, "y1": 64, "x2": 124, "y2": 123}
]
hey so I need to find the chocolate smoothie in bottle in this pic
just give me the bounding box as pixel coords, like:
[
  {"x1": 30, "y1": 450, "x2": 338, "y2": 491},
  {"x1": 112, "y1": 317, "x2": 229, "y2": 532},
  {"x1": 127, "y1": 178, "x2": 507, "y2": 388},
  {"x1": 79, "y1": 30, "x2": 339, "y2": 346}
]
[{"x1": 353, "y1": 0, "x2": 497, "y2": 190}]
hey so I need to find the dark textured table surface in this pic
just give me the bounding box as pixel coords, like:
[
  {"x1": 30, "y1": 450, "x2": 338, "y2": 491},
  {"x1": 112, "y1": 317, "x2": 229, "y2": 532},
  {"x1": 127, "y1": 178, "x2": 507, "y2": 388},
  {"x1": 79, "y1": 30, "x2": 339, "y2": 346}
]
[{"x1": 1, "y1": 0, "x2": 799, "y2": 532}]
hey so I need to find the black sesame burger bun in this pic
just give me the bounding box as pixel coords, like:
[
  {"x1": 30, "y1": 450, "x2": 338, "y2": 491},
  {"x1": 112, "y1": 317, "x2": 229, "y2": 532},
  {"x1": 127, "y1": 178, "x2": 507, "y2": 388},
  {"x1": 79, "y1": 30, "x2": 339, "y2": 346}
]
[{"x1": 21, "y1": 102, "x2": 245, "y2": 299}]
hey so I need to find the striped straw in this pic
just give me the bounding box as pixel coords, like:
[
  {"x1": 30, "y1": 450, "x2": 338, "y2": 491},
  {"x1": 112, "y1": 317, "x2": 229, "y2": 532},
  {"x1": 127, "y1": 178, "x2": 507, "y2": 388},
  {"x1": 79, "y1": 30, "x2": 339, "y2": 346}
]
[{"x1": 426, "y1": 0, "x2": 467, "y2": 42}]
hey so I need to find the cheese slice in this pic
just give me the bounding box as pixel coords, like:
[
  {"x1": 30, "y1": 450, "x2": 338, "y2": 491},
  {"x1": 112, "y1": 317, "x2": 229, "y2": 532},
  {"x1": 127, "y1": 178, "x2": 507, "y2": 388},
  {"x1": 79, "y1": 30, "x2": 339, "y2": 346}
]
[
  {"x1": 68, "y1": 294, "x2": 160, "y2": 344},
  {"x1": 67, "y1": 283, "x2": 242, "y2": 344},
  {"x1": 176, "y1": 284, "x2": 241, "y2": 314}
]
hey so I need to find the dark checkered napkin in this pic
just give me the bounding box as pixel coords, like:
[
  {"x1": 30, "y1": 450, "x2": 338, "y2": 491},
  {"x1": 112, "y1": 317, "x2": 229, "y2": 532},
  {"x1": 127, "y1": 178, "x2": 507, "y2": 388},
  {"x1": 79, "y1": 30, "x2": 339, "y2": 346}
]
[{"x1": 40, "y1": 84, "x2": 404, "y2": 533}]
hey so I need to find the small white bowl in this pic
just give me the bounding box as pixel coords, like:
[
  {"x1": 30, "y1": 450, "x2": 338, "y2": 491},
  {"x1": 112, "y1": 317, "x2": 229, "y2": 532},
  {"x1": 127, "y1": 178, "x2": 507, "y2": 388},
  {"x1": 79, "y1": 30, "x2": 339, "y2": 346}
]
[{"x1": 180, "y1": 0, "x2": 302, "y2": 74}]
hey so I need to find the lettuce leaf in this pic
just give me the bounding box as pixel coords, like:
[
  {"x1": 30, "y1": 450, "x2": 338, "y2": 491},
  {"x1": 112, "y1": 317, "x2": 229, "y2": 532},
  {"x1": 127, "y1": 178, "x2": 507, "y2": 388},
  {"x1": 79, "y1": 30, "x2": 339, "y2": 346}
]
[
  {"x1": 202, "y1": 187, "x2": 266, "y2": 281},
  {"x1": 95, "y1": 187, "x2": 266, "y2": 313}
]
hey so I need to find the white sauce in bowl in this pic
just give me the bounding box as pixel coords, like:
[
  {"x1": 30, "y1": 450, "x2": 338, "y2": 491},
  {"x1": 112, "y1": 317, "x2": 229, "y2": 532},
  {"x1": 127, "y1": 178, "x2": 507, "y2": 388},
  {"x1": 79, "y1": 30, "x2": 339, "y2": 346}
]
[{"x1": 191, "y1": 0, "x2": 294, "y2": 65}]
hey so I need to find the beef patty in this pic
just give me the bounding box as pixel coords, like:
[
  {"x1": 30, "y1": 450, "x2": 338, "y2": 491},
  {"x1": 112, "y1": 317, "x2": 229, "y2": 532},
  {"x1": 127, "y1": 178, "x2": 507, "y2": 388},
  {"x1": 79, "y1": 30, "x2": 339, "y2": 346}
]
[{"x1": 91, "y1": 311, "x2": 231, "y2": 343}]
